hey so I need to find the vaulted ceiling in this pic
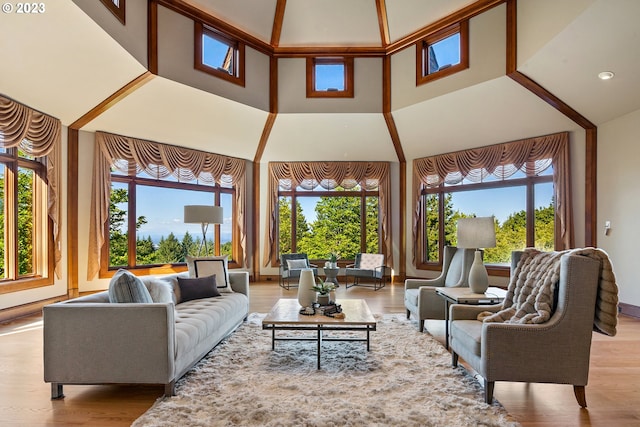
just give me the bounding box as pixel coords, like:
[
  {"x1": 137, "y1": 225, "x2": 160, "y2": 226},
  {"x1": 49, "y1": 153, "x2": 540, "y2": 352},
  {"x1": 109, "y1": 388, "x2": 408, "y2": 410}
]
[{"x1": 2, "y1": 0, "x2": 639, "y2": 163}]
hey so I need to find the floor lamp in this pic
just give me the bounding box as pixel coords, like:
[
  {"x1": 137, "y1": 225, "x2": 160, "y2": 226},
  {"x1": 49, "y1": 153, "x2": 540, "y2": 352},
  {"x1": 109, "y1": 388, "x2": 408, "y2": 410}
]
[
  {"x1": 457, "y1": 216, "x2": 496, "y2": 294},
  {"x1": 184, "y1": 205, "x2": 224, "y2": 256}
]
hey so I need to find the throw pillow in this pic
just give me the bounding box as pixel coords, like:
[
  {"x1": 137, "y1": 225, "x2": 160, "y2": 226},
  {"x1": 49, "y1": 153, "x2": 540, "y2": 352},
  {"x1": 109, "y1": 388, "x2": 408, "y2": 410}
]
[
  {"x1": 108, "y1": 269, "x2": 153, "y2": 303},
  {"x1": 140, "y1": 276, "x2": 176, "y2": 304},
  {"x1": 186, "y1": 255, "x2": 233, "y2": 293},
  {"x1": 177, "y1": 274, "x2": 221, "y2": 302},
  {"x1": 286, "y1": 259, "x2": 308, "y2": 270}
]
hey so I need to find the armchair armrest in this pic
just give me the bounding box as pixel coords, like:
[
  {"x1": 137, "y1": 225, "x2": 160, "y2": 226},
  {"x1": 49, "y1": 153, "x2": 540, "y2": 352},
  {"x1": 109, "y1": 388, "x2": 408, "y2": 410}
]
[
  {"x1": 450, "y1": 303, "x2": 501, "y2": 321},
  {"x1": 308, "y1": 263, "x2": 318, "y2": 268},
  {"x1": 346, "y1": 263, "x2": 356, "y2": 268},
  {"x1": 404, "y1": 277, "x2": 445, "y2": 290},
  {"x1": 229, "y1": 271, "x2": 249, "y2": 296}
]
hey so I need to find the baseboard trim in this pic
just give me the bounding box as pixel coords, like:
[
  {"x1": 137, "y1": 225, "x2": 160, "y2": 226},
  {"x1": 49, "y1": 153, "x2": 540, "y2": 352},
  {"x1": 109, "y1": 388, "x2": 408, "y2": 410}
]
[
  {"x1": 0, "y1": 295, "x2": 68, "y2": 324},
  {"x1": 619, "y1": 302, "x2": 640, "y2": 319}
]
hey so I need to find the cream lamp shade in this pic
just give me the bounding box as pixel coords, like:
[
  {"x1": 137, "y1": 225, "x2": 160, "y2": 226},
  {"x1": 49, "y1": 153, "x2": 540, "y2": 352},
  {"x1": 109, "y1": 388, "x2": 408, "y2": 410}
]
[
  {"x1": 184, "y1": 205, "x2": 223, "y2": 255},
  {"x1": 457, "y1": 217, "x2": 496, "y2": 294}
]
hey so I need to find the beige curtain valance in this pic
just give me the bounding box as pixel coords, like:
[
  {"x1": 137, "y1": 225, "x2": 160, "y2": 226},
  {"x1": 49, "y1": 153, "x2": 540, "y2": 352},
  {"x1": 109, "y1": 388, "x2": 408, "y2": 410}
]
[
  {"x1": 264, "y1": 161, "x2": 393, "y2": 269},
  {"x1": 0, "y1": 95, "x2": 62, "y2": 277},
  {"x1": 88, "y1": 131, "x2": 247, "y2": 279},
  {"x1": 412, "y1": 132, "x2": 573, "y2": 264}
]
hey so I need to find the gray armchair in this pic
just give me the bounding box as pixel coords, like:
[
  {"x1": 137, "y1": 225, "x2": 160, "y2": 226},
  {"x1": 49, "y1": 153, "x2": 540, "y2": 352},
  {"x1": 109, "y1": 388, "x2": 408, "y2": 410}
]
[
  {"x1": 279, "y1": 253, "x2": 318, "y2": 290},
  {"x1": 449, "y1": 251, "x2": 601, "y2": 407},
  {"x1": 345, "y1": 253, "x2": 387, "y2": 291},
  {"x1": 404, "y1": 246, "x2": 475, "y2": 332}
]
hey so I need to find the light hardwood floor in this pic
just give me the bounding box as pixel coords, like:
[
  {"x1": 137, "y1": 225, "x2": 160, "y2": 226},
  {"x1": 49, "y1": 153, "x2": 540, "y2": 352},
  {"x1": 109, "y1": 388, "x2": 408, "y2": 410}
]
[{"x1": 1, "y1": 281, "x2": 638, "y2": 426}]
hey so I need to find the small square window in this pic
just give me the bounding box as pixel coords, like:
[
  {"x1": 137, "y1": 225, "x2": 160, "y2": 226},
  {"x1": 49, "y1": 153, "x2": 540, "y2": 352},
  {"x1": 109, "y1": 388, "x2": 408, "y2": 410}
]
[
  {"x1": 306, "y1": 57, "x2": 354, "y2": 98},
  {"x1": 100, "y1": 0, "x2": 125, "y2": 24},
  {"x1": 195, "y1": 22, "x2": 245, "y2": 87},
  {"x1": 416, "y1": 21, "x2": 468, "y2": 86}
]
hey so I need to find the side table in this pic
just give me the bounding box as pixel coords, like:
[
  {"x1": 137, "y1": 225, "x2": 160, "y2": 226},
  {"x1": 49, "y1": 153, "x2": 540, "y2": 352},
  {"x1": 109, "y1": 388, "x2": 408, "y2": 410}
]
[
  {"x1": 323, "y1": 267, "x2": 340, "y2": 287},
  {"x1": 436, "y1": 286, "x2": 507, "y2": 350}
]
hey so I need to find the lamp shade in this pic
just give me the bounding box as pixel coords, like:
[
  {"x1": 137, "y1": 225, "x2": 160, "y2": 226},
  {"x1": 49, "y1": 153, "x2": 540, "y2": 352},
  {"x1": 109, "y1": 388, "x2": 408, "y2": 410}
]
[
  {"x1": 457, "y1": 217, "x2": 496, "y2": 249},
  {"x1": 184, "y1": 205, "x2": 223, "y2": 224}
]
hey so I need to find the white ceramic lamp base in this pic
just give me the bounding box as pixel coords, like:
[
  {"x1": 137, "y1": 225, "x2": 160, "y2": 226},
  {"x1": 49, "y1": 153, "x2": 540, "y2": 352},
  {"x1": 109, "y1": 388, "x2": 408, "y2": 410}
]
[
  {"x1": 468, "y1": 250, "x2": 489, "y2": 294},
  {"x1": 297, "y1": 269, "x2": 316, "y2": 307}
]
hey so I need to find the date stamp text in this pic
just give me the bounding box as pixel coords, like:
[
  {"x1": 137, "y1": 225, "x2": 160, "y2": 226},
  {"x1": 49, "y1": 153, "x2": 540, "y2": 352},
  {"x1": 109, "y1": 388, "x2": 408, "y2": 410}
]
[{"x1": 2, "y1": 3, "x2": 46, "y2": 14}]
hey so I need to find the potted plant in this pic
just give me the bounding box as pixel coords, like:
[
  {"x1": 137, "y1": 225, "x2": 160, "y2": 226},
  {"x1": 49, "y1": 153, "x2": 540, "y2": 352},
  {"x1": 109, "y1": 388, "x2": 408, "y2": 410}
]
[
  {"x1": 312, "y1": 277, "x2": 336, "y2": 305},
  {"x1": 328, "y1": 252, "x2": 340, "y2": 269}
]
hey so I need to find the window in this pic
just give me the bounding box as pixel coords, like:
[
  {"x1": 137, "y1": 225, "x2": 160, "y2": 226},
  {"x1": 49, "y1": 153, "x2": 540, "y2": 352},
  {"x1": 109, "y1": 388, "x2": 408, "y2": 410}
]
[
  {"x1": 277, "y1": 182, "x2": 379, "y2": 262},
  {"x1": 106, "y1": 166, "x2": 236, "y2": 272},
  {"x1": 412, "y1": 133, "x2": 572, "y2": 273},
  {"x1": 306, "y1": 57, "x2": 354, "y2": 98},
  {"x1": 195, "y1": 22, "x2": 245, "y2": 87},
  {"x1": 100, "y1": 0, "x2": 125, "y2": 24},
  {"x1": 420, "y1": 167, "x2": 554, "y2": 267},
  {"x1": 416, "y1": 21, "x2": 468, "y2": 85},
  {"x1": 0, "y1": 148, "x2": 53, "y2": 292}
]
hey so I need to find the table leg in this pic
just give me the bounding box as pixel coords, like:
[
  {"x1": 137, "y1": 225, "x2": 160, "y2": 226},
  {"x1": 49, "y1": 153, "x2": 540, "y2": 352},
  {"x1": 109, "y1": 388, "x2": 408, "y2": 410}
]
[
  {"x1": 444, "y1": 299, "x2": 450, "y2": 350},
  {"x1": 367, "y1": 327, "x2": 370, "y2": 351},
  {"x1": 317, "y1": 326, "x2": 322, "y2": 369},
  {"x1": 271, "y1": 328, "x2": 275, "y2": 350}
]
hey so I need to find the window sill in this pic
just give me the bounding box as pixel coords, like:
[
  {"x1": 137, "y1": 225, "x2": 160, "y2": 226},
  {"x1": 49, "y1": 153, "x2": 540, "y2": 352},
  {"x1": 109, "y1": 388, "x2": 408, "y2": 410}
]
[{"x1": 0, "y1": 276, "x2": 54, "y2": 294}]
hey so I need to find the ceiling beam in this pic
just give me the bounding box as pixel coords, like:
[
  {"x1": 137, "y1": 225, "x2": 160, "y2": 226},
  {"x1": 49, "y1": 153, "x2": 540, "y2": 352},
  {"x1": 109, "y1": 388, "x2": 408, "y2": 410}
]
[
  {"x1": 376, "y1": 0, "x2": 390, "y2": 47},
  {"x1": 271, "y1": 0, "x2": 286, "y2": 47}
]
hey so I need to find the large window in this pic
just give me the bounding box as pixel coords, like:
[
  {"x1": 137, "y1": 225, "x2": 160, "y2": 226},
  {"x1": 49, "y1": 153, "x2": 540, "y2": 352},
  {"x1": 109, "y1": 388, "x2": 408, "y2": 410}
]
[
  {"x1": 106, "y1": 166, "x2": 235, "y2": 271},
  {"x1": 420, "y1": 166, "x2": 554, "y2": 267},
  {"x1": 195, "y1": 22, "x2": 245, "y2": 86},
  {"x1": 412, "y1": 133, "x2": 572, "y2": 273},
  {"x1": 0, "y1": 148, "x2": 53, "y2": 291},
  {"x1": 278, "y1": 183, "x2": 379, "y2": 261},
  {"x1": 416, "y1": 21, "x2": 469, "y2": 85}
]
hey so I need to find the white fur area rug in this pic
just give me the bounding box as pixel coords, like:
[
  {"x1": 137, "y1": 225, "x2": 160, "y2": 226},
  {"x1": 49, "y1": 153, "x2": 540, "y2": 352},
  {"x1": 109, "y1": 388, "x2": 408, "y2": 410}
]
[{"x1": 133, "y1": 313, "x2": 520, "y2": 427}]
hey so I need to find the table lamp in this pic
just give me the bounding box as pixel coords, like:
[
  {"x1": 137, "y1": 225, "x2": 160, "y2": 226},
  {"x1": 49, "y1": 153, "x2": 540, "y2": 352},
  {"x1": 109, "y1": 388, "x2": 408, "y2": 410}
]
[{"x1": 457, "y1": 216, "x2": 496, "y2": 294}]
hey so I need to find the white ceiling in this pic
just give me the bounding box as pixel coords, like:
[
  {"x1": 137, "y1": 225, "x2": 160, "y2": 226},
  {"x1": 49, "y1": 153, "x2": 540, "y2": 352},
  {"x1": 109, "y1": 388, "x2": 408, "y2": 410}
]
[{"x1": 2, "y1": 0, "x2": 639, "y2": 162}]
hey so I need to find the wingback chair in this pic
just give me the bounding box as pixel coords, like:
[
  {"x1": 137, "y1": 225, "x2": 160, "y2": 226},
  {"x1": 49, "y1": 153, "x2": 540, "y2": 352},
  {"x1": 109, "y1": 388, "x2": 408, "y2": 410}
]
[
  {"x1": 404, "y1": 246, "x2": 476, "y2": 332},
  {"x1": 279, "y1": 253, "x2": 318, "y2": 290},
  {"x1": 449, "y1": 251, "x2": 601, "y2": 407},
  {"x1": 345, "y1": 253, "x2": 387, "y2": 291}
]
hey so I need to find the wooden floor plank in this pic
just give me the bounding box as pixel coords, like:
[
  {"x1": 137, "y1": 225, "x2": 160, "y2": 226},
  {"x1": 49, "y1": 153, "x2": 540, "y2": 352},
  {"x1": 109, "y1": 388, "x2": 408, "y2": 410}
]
[{"x1": 1, "y1": 281, "x2": 638, "y2": 426}]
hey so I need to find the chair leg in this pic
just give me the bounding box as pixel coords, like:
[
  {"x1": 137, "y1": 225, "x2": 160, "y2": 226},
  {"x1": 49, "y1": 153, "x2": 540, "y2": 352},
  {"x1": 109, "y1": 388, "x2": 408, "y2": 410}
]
[
  {"x1": 50, "y1": 383, "x2": 64, "y2": 400},
  {"x1": 452, "y1": 352, "x2": 459, "y2": 367},
  {"x1": 573, "y1": 385, "x2": 587, "y2": 408},
  {"x1": 418, "y1": 319, "x2": 424, "y2": 332},
  {"x1": 483, "y1": 379, "x2": 495, "y2": 404},
  {"x1": 406, "y1": 309, "x2": 411, "y2": 320}
]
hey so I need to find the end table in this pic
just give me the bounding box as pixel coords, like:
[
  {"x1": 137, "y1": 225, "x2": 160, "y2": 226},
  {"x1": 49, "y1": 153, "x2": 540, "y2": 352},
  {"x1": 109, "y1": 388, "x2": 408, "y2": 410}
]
[{"x1": 323, "y1": 267, "x2": 340, "y2": 287}]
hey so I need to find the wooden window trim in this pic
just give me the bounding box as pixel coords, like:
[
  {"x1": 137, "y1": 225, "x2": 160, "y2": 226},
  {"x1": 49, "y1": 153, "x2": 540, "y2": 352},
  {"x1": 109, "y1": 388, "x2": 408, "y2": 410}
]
[
  {"x1": 415, "y1": 174, "x2": 554, "y2": 274},
  {"x1": 0, "y1": 152, "x2": 54, "y2": 294},
  {"x1": 306, "y1": 57, "x2": 354, "y2": 98},
  {"x1": 99, "y1": 174, "x2": 240, "y2": 278},
  {"x1": 415, "y1": 20, "x2": 469, "y2": 86},
  {"x1": 100, "y1": 0, "x2": 125, "y2": 25},
  {"x1": 194, "y1": 22, "x2": 246, "y2": 87}
]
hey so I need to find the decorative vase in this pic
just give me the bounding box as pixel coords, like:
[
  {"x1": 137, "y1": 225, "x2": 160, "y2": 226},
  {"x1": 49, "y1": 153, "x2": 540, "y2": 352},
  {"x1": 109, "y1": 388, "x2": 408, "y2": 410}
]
[
  {"x1": 468, "y1": 250, "x2": 489, "y2": 294},
  {"x1": 317, "y1": 294, "x2": 330, "y2": 306},
  {"x1": 297, "y1": 268, "x2": 316, "y2": 307}
]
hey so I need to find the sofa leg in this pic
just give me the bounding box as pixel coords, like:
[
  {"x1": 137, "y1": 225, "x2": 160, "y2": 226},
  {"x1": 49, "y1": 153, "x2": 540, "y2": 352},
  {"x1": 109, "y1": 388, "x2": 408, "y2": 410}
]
[
  {"x1": 484, "y1": 379, "x2": 495, "y2": 404},
  {"x1": 51, "y1": 383, "x2": 64, "y2": 399},
  {"x1": 574, "y1": 385, "x2": 587, "y2": 408},
  {"x1": 164, "y1": 381, "x2": 176, "y2": 397},
  {"x1": 418, "y1": 320, "x2": 424, "y2": 333},
  {"x1": 452, "y1": 352, "x2": 459, "y2": 367}
]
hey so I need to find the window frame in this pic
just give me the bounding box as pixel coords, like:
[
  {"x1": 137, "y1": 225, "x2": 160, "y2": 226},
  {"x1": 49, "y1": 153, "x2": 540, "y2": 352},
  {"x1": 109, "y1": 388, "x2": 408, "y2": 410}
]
[
  {"x1": 100, "y1": 169, "x2": 239, "y2": 278},
  {"x1": 275, "y1": 186, "x2": 380, "y2": 266},
  {"x1": 194, "y1": 22, "x2": 246, "y2": 87},
  {"x1": 100, "y1": 0, "x2": 125, "y2": 25},
  {"x1": 306, "y1": 57, "x2": 355, "y2": 98},
  {"x1": 417, "y1": 172, "x2": 555, "y2": 276},
  {"x1": 416, "y1": 20, "x2": 469, "y2": 86},
  {"x1": 0, "y1": 149, "x2": 54, "y2": 294}
]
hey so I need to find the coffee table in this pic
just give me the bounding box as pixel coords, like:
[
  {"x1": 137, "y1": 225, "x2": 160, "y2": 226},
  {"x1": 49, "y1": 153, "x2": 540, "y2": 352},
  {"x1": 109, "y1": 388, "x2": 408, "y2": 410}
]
[
  {"x1": 436, "y1": 286, "x2": 507, "y2": 350},
  {"x1": 261, "y1": 298, "x2": 376, "y2": 369}
]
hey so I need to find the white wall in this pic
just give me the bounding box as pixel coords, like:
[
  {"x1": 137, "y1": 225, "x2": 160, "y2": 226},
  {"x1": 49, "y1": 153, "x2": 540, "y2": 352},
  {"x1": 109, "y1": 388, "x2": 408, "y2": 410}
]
[{"x1": 598, "y1": 107, "x2": 640, "y2": 306}]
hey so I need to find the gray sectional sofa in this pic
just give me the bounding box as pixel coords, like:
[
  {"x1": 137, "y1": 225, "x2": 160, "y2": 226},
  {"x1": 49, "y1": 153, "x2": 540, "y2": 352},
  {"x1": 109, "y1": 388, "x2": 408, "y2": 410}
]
[{"x1": 43, "y1": 271, "x2": 249, "y2": 398}]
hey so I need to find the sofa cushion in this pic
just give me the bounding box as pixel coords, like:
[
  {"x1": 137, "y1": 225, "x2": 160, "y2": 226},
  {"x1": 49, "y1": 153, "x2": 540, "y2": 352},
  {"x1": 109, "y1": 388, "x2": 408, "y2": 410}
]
[
  {"x1": 287, "y1": 259, "x2": 308, "y2": 270},
  {"x1": 108, "y1": 269, "x2": 153, "y2": 303},
  {"x1": 404, "y1": 288, "x2": 419, "y2": 307},
  {"x1": 186, "y1": 255, "x2": 233, "y2": 293},
  {"x1": 178, "y1": 275, "x2": 221, "y2": 302},
  {"x1": 450, "y1": 320, "x2": 482, "y2": 357},
  {"x1": 140, "y1": 276, "x2": 176, "y2": 304}
]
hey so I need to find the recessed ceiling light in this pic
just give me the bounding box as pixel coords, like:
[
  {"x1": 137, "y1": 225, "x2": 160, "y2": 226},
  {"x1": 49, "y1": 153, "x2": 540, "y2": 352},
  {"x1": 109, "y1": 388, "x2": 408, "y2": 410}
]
[{"x1": 598, "y1": 71, "x2": 615, "y2": 80}]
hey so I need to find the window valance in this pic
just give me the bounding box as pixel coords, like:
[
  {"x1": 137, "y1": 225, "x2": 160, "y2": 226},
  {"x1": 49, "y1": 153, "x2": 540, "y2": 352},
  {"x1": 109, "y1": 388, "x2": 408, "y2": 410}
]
[
  {"x1": 88, "y1": 131, "x2": 247, "y2": 279},
  {"x1": 412, "y1": 132, "x2": 573, "y2": 263},
  {"x1": 265, "y1": 161, "x2": 393, "y2": 269},
  {"x1": 0, "y1": 94, "x2": 62, "y2": 277}
]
